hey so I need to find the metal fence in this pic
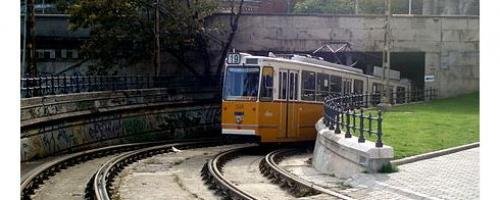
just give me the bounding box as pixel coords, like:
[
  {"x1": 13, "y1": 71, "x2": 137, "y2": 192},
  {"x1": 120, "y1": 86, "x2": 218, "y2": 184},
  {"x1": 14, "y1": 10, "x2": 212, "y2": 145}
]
[
  {"x1": 21, "y1": 75, "x2": 219, "y2": 98},
  {"x1": 323, "y1": 88, "x2": 437, "y2": 148}
]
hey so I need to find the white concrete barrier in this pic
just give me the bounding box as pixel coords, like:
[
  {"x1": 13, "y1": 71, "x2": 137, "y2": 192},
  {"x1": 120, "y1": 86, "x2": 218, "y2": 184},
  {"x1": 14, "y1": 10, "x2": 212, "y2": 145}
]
[{"x1": 312, "y1": 118, "x2": 394, "y2": 178}]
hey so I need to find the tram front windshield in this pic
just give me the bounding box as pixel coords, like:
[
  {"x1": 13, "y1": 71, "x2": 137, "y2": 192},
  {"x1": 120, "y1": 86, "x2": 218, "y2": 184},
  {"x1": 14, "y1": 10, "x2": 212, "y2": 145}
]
[{"x1": 223, "y1": 66, "x2": 260, "y2": 100}]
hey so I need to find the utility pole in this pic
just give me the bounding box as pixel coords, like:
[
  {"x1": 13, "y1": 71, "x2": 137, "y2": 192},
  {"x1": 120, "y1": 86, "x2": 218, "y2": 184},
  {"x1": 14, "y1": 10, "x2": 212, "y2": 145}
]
[
  {"x1": 354, "y1": 0, "x2": 359, "y2": 15},
  {"x1": 22, "y1": 1, "x2": 27, "y2": 74},
  {"x1": 26, "y1": 0, "x2": 37, "y2": 77},
  {"x1": 409, "y1": 0, "x2": 412, "y2": 14},
  {"x1": 382, "y1": 0, "x2": 392, "y2": 105},
  {"x1": 154, "y1": 0, "x2": 161, "y2": 76}
]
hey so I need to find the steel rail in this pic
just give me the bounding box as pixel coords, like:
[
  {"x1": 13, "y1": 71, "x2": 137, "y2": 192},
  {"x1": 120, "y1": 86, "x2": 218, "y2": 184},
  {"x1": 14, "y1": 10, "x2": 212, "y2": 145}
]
[
  {"x1": 200, "y1": 146, "x2": 259, "y2": 200},
  {"x1": 20, "y1": 138, "x2": 220, "y2": 200},
  {"x1": 259, "y1": 149, "x2": 355, "y2": 200},
  {"x1": 91, "y1": 139, "x2": 223, "y2": 200}
]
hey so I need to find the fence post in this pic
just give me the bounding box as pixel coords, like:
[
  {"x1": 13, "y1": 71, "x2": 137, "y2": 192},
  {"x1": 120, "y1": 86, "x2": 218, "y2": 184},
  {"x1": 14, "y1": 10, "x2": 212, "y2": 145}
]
[
  {"x1": 111, "y1": 76, "x2": 116, "y2": 91},
  {"x1": 368, "y1": 113, "x2": 373, "y2": 137},
  {"x1": 50, "y1": 75, "x2": 55, "y2": 95},
  {"x1": 62, "y1": 76, "x2": 67, "y2": 94},
  {"x1": 345, "y1": 110, "x2": 352, "y2": 138},
  {"x1": 376, "y1": 110, "x2": 383, "y2": 147},
  {"x1": 42, "y1": 75, "x2": 48, "y2": 96},
  {"x1": 105, "y1": 76, "x2": 110, "y2": 91},
  {"x1": 124, "y1": 76, "x2": 128, "y2": 90},
  {"x1": 340, "y1": 108, "x2": 345, "y2": 130},
  {"x1": 97, "y1": 76, "x2": 102, "y2": 90},
  {"x1": 352, "y1": 110, "x2": 357, "y2": 136},
  {"x1": 365, "y1": 94, "x2": 369, "y2": 108},
  {"x1": 335, "y1": 104, "x2": 341, "y2": 134},
  {"x1": 56, "y1": 75, "x2": 60, "y2": 95},
  {"x1": 75, "y1": 75, "x2": 80, "y2": 93},
  {"x1": 327, "y1": 103, "x2": 334, "y2": 130},
  {"x1": 146, "y1": 76, "x2": 150, "y2": 88},
  {"x1": 358, "y1": 109, "x2": 365, "y2": 143},
  {"x1": 135, "y1": 75, "x2": 140, "y2": 90}
]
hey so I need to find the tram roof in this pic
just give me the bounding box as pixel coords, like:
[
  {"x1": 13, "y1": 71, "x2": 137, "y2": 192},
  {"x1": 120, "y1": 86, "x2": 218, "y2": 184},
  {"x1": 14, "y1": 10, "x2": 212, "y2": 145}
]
[{"x1": 243, "y1": 55, "x2": 367, "y2": 76}]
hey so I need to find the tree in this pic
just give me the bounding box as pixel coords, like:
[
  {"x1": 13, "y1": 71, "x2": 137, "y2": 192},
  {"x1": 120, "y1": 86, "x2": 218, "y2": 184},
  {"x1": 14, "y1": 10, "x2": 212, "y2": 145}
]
[
  {"x1": 214, "y1": 0, "x2": 244, "y2": 83},
  {"x1": 65, "y1": 0, "x2": 220, "y2": 77}
]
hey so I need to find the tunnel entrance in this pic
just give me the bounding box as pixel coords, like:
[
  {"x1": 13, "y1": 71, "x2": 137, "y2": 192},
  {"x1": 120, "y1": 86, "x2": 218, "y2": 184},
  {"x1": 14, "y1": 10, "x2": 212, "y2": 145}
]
[{"x1": 250, "y1": 51, "x2": 425, "y2": 90}]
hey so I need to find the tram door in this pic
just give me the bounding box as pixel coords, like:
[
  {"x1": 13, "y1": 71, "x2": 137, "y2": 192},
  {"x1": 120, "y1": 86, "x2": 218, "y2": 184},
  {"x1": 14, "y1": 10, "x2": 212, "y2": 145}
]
[{"x1": 279, "y1": 69, "x2": 299, "y2": 139}]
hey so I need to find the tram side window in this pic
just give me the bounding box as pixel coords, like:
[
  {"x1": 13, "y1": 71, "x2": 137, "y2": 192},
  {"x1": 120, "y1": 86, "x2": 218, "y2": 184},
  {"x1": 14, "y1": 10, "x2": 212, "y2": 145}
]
[
  {"x1": 329, "y1": 75, "x2": 342, "y2": 96},
  {"x1": 316, "y1": 73, "x2": 329, "y2": 101},
  {"x1": 353, "y1": 80, "x2": 364, "y2": 94},
  {"x1": 301, "y1": 71, "x2": 316, "y2": 101},
  {"x1": 279, "y1": 71, "x2": 288, "y2": 100},
  {"x1": 260, "y1": 67, "x2": 274, "y2": 101}
]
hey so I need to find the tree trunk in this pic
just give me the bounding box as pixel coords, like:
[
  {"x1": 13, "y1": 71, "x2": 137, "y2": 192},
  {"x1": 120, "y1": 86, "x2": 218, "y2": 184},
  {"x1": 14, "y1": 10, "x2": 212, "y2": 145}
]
[{"x1": 214, "y1": 0, "x2": 244, "y2": 84}]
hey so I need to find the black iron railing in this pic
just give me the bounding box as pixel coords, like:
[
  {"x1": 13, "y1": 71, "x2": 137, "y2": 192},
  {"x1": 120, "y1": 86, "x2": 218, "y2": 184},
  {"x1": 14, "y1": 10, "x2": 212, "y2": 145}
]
[
  {"x1": 21, "y1": 75, "x2": 218, "y2": 98},
  {"x1": 323, "y1": 88, "x2": 437, "y2": 147}
]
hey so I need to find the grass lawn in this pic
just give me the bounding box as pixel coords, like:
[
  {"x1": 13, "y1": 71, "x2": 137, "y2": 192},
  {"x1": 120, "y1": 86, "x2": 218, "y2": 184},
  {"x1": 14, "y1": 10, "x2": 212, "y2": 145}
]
[{"x1": 364, "y1": 92, "x2": 479, "y2": 159}]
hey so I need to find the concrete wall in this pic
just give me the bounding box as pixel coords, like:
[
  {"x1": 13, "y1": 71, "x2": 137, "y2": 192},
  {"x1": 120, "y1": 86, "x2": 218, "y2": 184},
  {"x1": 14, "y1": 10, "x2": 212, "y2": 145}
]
[
  {"x1": 25, "y1": 14, "x2": 479, "y2": 97},
  {"x1": 209, "y1": 14, "x2": 479, "y2": 97},
  {"x1": 21, "y1": 88, "x2": 221, "y2": 161}
]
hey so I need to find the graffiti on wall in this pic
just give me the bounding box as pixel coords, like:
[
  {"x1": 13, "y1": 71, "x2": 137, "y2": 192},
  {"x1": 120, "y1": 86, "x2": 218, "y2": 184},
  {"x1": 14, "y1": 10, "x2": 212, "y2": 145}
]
[
  {"x1": 21, "y1": 105, "x2": 221, "y2": 161},
  {"x1": 22, "y1": 89, "x2": 216, "y2": 123}
]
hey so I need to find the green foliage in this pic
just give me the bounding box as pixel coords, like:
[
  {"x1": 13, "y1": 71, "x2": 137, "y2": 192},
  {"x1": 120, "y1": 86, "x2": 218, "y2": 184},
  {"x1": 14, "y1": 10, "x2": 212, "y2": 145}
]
[
  {"x1": 378, "y1": 163, "x2": 399, "y2": 173},
  {"x1": 358, "y1": 0, "x2": 385, "y2": 14},
  {"x1": 66, "y1": 0, "x2": 218, "y2": 75},
  {"x1": 293, "y1": 0, "x2": 420, "y2": 15},
  {"x1": 294, "y1": 0, "x2": 354, "y2": 14}
]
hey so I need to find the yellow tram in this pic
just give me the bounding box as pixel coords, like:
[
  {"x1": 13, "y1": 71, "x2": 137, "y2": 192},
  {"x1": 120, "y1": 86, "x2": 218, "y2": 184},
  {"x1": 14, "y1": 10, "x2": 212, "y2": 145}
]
[{"x1": 221, "y1": 52, "x2": 410, "y2": 143}]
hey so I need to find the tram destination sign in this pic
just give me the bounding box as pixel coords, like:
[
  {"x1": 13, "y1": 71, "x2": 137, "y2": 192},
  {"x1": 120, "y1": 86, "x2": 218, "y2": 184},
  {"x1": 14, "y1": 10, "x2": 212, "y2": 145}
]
[{"x1": 227, "y1": 53, "x2": 241, "y2": 64}]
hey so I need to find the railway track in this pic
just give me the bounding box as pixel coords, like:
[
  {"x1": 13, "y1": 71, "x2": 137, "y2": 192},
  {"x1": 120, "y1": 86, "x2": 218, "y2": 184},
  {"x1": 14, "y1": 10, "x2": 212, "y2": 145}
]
[
  {"x1": 200, "y1": 146, "x2": 260, "y2": 200},
  {"x1": 259, "y1": 149, "x2": 354, "y2": 200},
  {"x1": 22, "y1": 141, "x2": 354, "y2": 200},
  {"x1": 20, "y1": 138, "x2": 222, "y2": 200},
  {"x1": 201, "y1": 146, "x2": 354, "y2": 200},
  {"x1": 88, "y1": 140, "x2": 224, "y2": 200}
]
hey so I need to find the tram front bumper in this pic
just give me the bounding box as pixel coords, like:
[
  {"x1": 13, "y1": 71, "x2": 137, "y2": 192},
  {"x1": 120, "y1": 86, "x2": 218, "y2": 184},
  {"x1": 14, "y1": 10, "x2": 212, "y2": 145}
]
[{"x1": 222, "y1": 128, "x2": 256, "y2": 135}]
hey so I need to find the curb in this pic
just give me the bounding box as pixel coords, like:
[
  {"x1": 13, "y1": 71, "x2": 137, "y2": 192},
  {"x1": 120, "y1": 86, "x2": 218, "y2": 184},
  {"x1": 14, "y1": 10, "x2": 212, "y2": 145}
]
[{"x1": 390, "y1": 142, "x2": 479, "y2": 166}]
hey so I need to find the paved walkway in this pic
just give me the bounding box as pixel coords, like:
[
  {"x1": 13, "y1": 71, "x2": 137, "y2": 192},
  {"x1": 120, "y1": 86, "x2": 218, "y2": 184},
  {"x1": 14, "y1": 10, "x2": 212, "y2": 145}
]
[
  {"x1": 344, "y1": 147, "x2": 479, "y2": 200},
  {"x1": 281, "y1": 148, "x2": 479, "y2": 200}
]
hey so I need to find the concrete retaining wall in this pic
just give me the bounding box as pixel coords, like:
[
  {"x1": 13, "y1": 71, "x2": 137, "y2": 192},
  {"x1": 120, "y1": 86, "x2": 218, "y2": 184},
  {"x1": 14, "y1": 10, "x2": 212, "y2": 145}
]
[
  {"x1": 21, "y1": 88, "x2": 221, "y2": 161},
  {"x1": 312, "y1": 118, "x2": 393, "y2": 178},
  {"x1": 26, "y1": 14, "x2": 478, "y2": 97},
  {"x1": 209, "y1": 14, "x2": 479, "y2": 98}
]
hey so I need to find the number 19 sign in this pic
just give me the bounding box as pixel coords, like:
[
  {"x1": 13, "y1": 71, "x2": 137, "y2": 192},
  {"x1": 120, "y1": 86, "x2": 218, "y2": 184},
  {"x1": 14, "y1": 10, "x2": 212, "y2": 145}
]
[{"x1": 227, "y1": 53, "x2": 241, "y2": 64}]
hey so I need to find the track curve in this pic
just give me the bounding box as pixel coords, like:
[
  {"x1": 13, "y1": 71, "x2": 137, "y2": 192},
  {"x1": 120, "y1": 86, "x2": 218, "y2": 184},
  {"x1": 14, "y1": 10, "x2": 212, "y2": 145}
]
[
  {"x1": 21, "y1": 141, "x2": 180, "y2": 200},
  {"x1": 200, "y1": 146, "x2": 259, "y2": 200},
  {"x1": 260, "y1": 149, "x2": 354, "y2": 200},
  {"x1": 90, "y1": 140, "x2": 223, "y2": 200}
]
